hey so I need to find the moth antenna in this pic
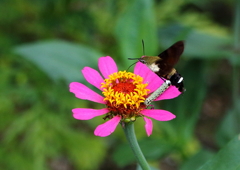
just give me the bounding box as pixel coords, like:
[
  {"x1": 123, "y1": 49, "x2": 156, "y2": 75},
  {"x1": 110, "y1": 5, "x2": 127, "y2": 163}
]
[
  {"x1": 126, "y1": 61, "x2": 138, "y2": 72},
  {"x1": 142, "y1": 39, "x2": 145, "y2": 56}
]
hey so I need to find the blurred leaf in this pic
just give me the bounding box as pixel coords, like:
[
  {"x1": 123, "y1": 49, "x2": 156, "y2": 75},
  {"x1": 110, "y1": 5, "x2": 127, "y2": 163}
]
[
  {"x1": 180, "y1": 149, "x2": 214, "y2": 170},
  {"x1": 158, "y1": 23, "x2": 190, "y2": 46},
  {"x1": 115, "y1": 0, "x2": 158, "y2": 64},
  {"x1": 4, "y1": 105, "x2": 106, "y2": 170},
  {"x1": 0, "y1": 146, "x2": 32, "y2": 170},
  {"x1": 61, "y1": 126, "x2": 106, "y2": 170},
  {"x1": 113, "y1": 142, "x2": 136, "y2": 167},
  {"x1": 158, "y1": 24, "x2": 232, "y2": 59},
  {"x1": 139, "y1": 138, "x2": 173, "y2": 160},
  {"x1": 14, "y1": 40, "x2": 104, "y2": 83},
  {"x1": 216, "y1": 98, "x2": 240, "y2": 147},
  {"x1": 185, "y1": 30, "x2": 232, "y2": 59},
  {"x1": 113, "y1": 138, "x2": 173, "y2": 167},
  {"x1": 197, "y1": 134, "x2": 240, "y2": 170}
]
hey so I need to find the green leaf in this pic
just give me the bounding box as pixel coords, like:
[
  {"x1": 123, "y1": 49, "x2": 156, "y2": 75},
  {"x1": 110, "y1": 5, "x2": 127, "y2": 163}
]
[
  {"x1": 216, "y1": 98, "x2": 240, "y2": 147},
  {"x1": 197, "y1": 134, "x2": 240, "y2": 170},
  {"x1": 180, "y1": 149, "x2": 214, "y2": 170},
  {"x1": 14, "y1": 40, "x2": 104, "y2": 83},
  {"x1": 115, "y1": 0, "x2": 158, "y2": 64}
]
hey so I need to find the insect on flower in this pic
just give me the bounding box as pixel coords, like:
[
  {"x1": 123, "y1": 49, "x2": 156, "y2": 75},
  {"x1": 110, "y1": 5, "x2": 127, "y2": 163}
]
[
  {"x1": 69, "y1": 56, "x2": 181, "y2": 137},
  {"x1": 129, "y1": 41, "x2": 185, "y2": 93}
]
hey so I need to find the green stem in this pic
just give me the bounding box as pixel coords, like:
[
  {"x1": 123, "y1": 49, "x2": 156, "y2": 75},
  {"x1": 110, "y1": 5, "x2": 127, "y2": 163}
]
[{"x1": 123, "y1": 122, "x2": 151, "y2": 170}]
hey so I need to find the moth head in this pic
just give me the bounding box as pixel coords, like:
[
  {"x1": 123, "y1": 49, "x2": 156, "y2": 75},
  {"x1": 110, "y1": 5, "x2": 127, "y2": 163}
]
[
  {"x1": 128, "y1": 56, "x2": 160, "y2": 66},
  {"x1": 139, "y1": 56, "x2": 160, "y2": 66}
]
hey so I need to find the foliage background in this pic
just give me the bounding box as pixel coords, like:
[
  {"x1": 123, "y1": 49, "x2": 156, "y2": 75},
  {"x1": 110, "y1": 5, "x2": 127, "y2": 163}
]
[{"x1": 1, "y1": 0, "x2": 240, "y2": 170}]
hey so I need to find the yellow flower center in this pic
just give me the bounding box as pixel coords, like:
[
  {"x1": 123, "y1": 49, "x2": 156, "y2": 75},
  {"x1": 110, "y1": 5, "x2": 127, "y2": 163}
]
[{"x1": 101, "y1": 71, "x2": 150, "y2": 121}]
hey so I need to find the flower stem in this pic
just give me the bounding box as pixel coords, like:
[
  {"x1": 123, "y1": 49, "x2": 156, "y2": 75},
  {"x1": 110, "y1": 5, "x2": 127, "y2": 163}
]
[{"x1": 123, "y1": 122, "x2": 151, "y2": 170}]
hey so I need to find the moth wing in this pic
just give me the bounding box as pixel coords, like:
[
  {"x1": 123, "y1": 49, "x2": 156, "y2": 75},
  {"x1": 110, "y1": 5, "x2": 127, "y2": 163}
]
[{"x1": 157, "y1": 41, "x2": 184, "y2": 68}]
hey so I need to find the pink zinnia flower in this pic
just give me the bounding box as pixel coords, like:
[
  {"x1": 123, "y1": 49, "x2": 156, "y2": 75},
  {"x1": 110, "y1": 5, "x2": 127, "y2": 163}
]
[{"x1": 69, "y1": 56, "x2": 181, "y2": 137}]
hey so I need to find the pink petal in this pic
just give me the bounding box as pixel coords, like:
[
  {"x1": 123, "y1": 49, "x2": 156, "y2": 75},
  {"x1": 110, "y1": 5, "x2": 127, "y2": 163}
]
[
  {"x1": 98, "y1": 56, "x2": 118, "y2": 79},
  {"x1": 72, "y1": 108, "x2": 109, "y2": 120},
  {"x1": 143, "y1": 117, "x2": 153, "y2": 136},
  {"x1": 141, "y1": 109, "x2": 176, "y2": 121},
  {"x1": 94, "y1": 116, "x2": 121, "y2": 137},
  {"x1": 155, "y1": 85, "x2": 181, "y2": 100},
  {"x1": 133, "y1": 61, "x2": 149, "y2": 78},
  {"x1": 134, "y1": 62, "x2": 163, "y2": 93},
  {"x1": 81, "y1": 67, "x2": 104, "y2": 90},
  {"x1": 69, "y1": 82, "x2": 106, "y2": 104}
]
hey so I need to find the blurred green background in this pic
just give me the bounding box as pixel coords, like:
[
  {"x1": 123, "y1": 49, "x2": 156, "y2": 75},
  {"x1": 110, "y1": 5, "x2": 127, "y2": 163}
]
[{"x1": 1, "y1": 0, "x2": 240, "y2": 170}]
